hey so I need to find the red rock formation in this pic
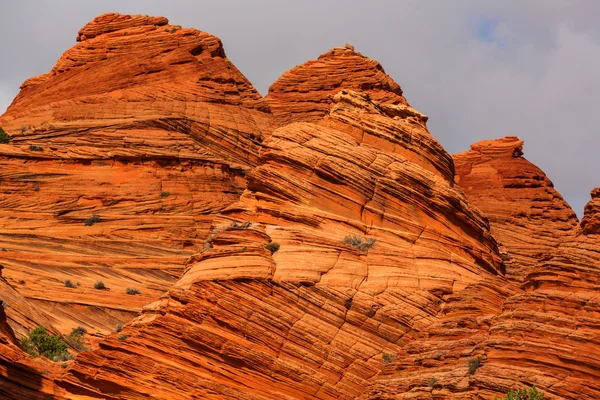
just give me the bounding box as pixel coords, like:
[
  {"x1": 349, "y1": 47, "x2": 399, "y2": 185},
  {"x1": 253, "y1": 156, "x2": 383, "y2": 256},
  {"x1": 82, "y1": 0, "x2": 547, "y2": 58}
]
[
  {"x1": 0, "y1": 267, "x2": 65, "y2": 399},
  {"x1": 0, "y1": 12, "x2": 275, "y2": 336},
  {"x1": 265, "y1": 44, "x2": 411, "y2": 126},
  {"x1": 581, "y1": 188, "x2": 600, "y2": 235},
  {"x1": 1, "y1": 12, "x2": 600, "y2": 400},
  {"x1": 453, "y1": 136, "x2": 579, "y2": 281},
  {"x1": 53, "y1": 89, "x2": 506, "y2": 399}
]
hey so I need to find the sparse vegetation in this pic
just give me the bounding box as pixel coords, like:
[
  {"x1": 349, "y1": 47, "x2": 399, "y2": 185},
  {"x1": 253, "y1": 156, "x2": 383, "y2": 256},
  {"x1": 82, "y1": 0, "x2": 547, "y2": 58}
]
[
  {"x1": 0, "y1": 127, "x2": 9, "y2": 144},
  {"x1": 118, "y1": 334, "x2": 129, "y2": 341},
  {"x1": 65, "y1": 280, "x2": 78, "y2": 289},
  {"x1": 494, "y1": 386, "x2": 544, "y2": 400},
  {"x1": 468, "y1": 355, "x2": 483, "y2": 374},
  {"x1": 18, "y1": 279, "x2": 26, "y2": 285},
  {"x1": 265, "y1": 243, "x2": 280, "y2": 254},
  {"x1": 53, "y1": 352, "x2": 75, "y2": 362},
  {"x1": 126, "y1": 287, "x2": 141, "y2": 295},
  {"x1": 343, "y1": 235, "x2": 376, "y2": 251},
  {"x1": 20, "y1": 326, "x2": 69, "y2": 360},
  {"x1": 382, "y1": 353, "x2": 395, "y2": 363},
  {"x1": 160, "y1": 191, "x2": 170, "y2": 197},
  {"x1": 94, "y1": 281, "x2": 106, "y2": 290},
  {"x1": 29, "y1": 145, "x2": 44, "y2": 152},
  {"x1": 427, "y1": 378, "x2": 438, "y2": 388},
  {"x1": 197, "y1": 59, "x2": 203, "y2": 64},
  {"x1": 66, "y1": 326, "x2": 86, "y2": 351},
  {"x1": 85, "y1": 215, "x2": 100, "y2": 226},
  {"x1": 115, "y1": 323, "x2": 123, "y2": 333},
  {"x1": 33, "y1": 183, "x2": 40, "y2": 192}
]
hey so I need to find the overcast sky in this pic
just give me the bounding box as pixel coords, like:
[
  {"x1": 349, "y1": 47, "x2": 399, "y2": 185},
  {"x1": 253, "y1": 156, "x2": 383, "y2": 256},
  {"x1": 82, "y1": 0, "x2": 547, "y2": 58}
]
[{"x1": 0, "y1": 1, "x2": 598, "y2": 217}]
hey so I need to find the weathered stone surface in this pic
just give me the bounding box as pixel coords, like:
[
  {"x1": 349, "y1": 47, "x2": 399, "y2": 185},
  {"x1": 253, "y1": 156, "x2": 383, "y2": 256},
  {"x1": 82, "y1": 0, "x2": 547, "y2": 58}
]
[
  {"x1": 0, "y1": 12, "x2": 275, "y2": 338},
  {"x1": 54, "y1": 85, "x2": 505, "y2": 398},
  {"x1": 265, "y1": 44, "x2": 411, "y2": 126},
  {"x1": 1, "y1": 12, "x2": 600, "y2": 400},
  {"x1": 453, "y1": 136, "x2": 579, "y2": 281},
  {"x1": 581, "y1": 188, "x2": 600, "y2": 235}
]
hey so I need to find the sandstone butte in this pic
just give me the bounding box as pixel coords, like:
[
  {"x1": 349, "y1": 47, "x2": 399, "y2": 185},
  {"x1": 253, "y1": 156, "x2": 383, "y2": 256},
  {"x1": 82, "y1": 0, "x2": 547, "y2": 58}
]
[{"x1": 0, "y1": 13, "x2": 598, "y2": 400}]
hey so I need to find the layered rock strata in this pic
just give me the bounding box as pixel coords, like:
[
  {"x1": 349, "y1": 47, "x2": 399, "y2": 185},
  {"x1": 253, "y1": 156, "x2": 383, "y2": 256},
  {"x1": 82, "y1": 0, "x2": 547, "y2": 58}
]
[{"x1": 0, "y1": 12, "x2": 275, "y2": 335}]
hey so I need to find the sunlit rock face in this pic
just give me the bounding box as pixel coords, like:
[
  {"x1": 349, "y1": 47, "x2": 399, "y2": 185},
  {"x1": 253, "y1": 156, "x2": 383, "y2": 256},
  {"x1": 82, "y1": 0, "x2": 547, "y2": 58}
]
[{"x1": 0, "y1": 12, "x2": 599, "y2": 400}]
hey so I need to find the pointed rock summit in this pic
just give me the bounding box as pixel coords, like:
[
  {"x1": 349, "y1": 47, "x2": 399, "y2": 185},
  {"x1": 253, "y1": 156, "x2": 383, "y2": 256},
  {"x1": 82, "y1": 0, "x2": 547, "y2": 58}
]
[
  {"x1": 582, "y1": 188, "x2": 600, "y2": 235},
  {"x1": 265, "y1": 43, "x2": 411, "y2": 125},
  {"x1": 453, "y1": 136, "x2": 579, "y2": 281}
]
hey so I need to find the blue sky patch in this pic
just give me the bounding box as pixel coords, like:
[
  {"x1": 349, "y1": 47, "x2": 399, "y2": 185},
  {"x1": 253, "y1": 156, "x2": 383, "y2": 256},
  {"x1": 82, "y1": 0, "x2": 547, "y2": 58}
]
[{"x1": 476, "y1": 17, "x2": 498, "y2": 43}]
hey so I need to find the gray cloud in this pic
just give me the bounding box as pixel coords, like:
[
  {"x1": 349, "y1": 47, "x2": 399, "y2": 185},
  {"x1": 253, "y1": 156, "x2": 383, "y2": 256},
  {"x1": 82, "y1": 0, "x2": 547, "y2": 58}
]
[{"x1": 1, "y1": 0, "x2": 598, "y2": 217}]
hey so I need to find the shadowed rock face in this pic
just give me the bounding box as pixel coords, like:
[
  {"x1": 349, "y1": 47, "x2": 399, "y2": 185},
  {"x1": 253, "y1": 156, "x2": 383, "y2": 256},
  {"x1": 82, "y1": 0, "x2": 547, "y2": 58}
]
[{"x1": 1, "y1": 12, "x2": 600, "y2": 400}]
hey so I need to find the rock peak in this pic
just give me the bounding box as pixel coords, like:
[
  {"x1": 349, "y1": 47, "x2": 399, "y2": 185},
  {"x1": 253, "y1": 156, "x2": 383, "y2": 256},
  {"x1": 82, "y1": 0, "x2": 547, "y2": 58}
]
[
  {"x1": 77, "y1": 13, "x2": 169, "y2": 42},
  {"x1": 468, "y1": 136, "x2": 524, "y2": 159},
  {"x1": 266, "y1": 44, "x2": 408, "y2": 125},
  {"x1": 581, "y1": 187, "x2": 600, "y2": 234}
]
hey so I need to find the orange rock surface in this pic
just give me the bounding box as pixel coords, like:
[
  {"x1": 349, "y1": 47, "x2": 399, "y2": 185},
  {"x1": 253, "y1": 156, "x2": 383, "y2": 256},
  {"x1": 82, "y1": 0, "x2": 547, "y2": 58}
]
[
  {"x1": 0, "y1": 12, "x2": 274, "y2": 337},
  {"x1": 0, "y1": 12, "x2": 599, "y2": 400},
  {"x1": 453, "y1": 136, "x2": 580, "y2": 282},
  {"x1": 265, "y1": 44, "x2": 410, "y2": 126}
]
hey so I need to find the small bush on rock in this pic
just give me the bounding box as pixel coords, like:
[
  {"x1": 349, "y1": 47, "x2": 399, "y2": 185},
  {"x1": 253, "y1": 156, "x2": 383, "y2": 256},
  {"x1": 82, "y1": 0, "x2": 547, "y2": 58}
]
[
  {"x1": 94, "y1": 281, "x2": 106, "y2": 290},
  {"x1": 494, "y1": 386, "x2": 544, "y2": 400},
  {"x1": 265, "y1": 243, "x2": 280, "y2": 254},
  {"x1": 20, "y1": 326, "x2": 69, "y2": 360},
  {"x1": 85, "y1": 215, "x2": 100, "y2": 226},
  {"x1": 343, "y1": 235, "x2": 376, "y2": 251},
  {"x1": 0, "y1": 127, "x2": 9, "y2": 144},
  {"x1": 468, "y1": 355, "x2": 483, "y2": 374}
]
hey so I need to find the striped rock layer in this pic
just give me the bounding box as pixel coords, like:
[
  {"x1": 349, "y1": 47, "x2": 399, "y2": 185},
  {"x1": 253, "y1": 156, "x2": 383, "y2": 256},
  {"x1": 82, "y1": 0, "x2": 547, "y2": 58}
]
[{"x1": 0, "y1": 12, "x2": 599, "y2": 400}]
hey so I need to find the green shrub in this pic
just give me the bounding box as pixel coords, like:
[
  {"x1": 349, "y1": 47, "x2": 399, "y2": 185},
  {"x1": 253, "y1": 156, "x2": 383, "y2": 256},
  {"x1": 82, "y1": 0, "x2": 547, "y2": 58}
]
[
  {"x1": 126, "y1": 287, "x2": 141, "y2": 295},
  {"x1": 494, "y1": 386, "x2": 544, "y2": 400},
  {"x1": 85, "y1": 215, "x2": 100, "y2": 226},
  {"x1": 115, "y1": 323, "x2": 123, "y2": 332},
  {"x1": 20, "y1": 326, "x2": 69, "y2": 360},
  {"x1": 29, "y1": 145, "x2": 44, "y2": 152},
  {"x1": 343, "y1": 235, "x2": 376, "y2": 251},
  {"x1": 118, "y1": 334, "x2": 129, "y2": 341},
  {"x1": 18, "y1": 279, "x2": 26, "y2": 285},
  {"x1": 0, "y1": 127, "x2": 9, "y2": 144},
  {"x1": 160, "y1": 191, "x2": 169, "y2": 197},
  {"x1": 265, "y1": 243, "x2": 280, "y2": 254},
  {"x1": 427, "y1": 377, "x2": 438, "y2": 388},
  {"x1": 65, "y1": 280, "x2": 78, "y2": 288},
  {"x1": 382, "y1": 353, "x2": 395, "y2": 363},
  {"x1": 94, "y1": 281, "x2": 106, "y2": 290},
  {"x1": 468, "y1": 355, "x2": 483, "y2": 374},
  {"x1": 66, "y1": 326, "x2": 86, "y2": 351}
]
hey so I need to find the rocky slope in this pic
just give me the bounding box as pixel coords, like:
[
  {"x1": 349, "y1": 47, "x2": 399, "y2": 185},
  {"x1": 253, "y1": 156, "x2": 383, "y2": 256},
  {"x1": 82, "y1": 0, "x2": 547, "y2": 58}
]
[
  {"x1": 0, "y1": 12, "x2": 274, "y2": 336},
  {"x1": 1, "y1": 12, "x2": 599, "y2": 400}
]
